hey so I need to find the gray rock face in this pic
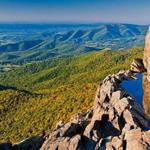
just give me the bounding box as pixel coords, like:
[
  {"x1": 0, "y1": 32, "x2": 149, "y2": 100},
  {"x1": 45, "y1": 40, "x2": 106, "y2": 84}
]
[
  {"x1": 40, "y1": 70, "x2": 150, "y2": 150},
  {"x1": 144, "y1": 27, "x2": 150, "y2": 82}
]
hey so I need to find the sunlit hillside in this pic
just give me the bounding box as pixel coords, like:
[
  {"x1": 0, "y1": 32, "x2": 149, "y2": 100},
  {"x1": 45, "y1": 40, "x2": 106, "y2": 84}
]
[{"x1": 0, "y1": 47, "x2": 143, "y2": 142}]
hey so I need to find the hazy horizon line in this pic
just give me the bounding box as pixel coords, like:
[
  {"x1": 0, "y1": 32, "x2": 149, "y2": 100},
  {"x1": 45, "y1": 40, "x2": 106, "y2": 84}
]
[{"x1": 0, "y1": 21, "x2": 149, "y2": 26}]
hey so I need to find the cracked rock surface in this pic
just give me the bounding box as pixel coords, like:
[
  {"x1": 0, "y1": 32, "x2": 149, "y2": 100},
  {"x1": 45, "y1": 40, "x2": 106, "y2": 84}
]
[{"x1": 40, "y1": 69, "x2": 150, "y2": 150}]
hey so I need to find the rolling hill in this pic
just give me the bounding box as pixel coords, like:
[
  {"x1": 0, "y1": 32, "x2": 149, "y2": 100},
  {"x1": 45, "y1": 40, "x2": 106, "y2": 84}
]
[{"x1": 0, "y1": 23, "x2": 147, "y2": 64}]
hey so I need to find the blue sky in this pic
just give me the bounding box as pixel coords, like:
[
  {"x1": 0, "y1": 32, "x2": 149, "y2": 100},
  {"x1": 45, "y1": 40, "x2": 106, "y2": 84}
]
[{"x1": 0, "y1": 0, "x2": 150, "y2": 24}]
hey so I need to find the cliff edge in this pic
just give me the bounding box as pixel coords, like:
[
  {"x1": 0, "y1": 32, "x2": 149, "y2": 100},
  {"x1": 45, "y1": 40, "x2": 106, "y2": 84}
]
[{"x1": 40, "y1": 66, "x2": 150, "y2": 150}]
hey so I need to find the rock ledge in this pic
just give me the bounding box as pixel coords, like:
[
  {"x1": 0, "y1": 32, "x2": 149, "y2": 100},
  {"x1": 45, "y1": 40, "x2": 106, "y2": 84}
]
[{"x1": 41, "y1": 64, "x2": 150, "y2": 150}]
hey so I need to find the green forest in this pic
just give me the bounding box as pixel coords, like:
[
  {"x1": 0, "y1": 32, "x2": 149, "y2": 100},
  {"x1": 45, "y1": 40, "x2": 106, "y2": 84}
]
[{"x1": 0, "y1": 47, "x2": 143, "y2": 143}]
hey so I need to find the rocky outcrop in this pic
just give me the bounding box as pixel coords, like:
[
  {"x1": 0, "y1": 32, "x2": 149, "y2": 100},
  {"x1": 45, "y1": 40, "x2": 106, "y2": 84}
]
[
  {"x1": 40, "y1": 68, "x2": 150, "y2": 150},
  {"x1": 144, "y1": 27, "x2": 150, "y2": 82},
  {"x1": 143, "y1": 75, "x2": 150, "y2": 117},
  {"x1": 143, "y1": 27, "x2": 150, "y2": 120}
]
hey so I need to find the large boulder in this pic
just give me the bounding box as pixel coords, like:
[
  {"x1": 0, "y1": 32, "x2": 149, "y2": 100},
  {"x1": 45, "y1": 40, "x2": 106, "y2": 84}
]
[{"x1": 125, "y1": 128, "x2": 150, "y2": 150}]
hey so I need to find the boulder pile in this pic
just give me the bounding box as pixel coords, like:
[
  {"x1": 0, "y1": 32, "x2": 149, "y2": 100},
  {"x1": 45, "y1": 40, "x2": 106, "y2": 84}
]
[{"x1": 40, "y1": 67, "x2": 150, "y2": 150}]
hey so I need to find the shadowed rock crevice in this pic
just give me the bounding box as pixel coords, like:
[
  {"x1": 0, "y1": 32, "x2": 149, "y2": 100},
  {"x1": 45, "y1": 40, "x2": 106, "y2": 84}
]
[
  {"x1": 122, "y1": 140, "x2": 127, "y2": 150},
  {"x1": 118, "y1": 112, "x2": 126, "y2": 131}
]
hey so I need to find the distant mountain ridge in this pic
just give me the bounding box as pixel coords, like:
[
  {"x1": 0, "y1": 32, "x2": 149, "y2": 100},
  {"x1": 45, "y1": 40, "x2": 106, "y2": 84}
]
[{"x1": 0, "y1": 23, "x2": 148, "y2": 64}]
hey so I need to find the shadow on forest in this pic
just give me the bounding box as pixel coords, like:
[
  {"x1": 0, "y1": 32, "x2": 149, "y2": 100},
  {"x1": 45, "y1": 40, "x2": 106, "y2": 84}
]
[{"x1": 0, "y1": 84, "x2": 32, "y2": 95}]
